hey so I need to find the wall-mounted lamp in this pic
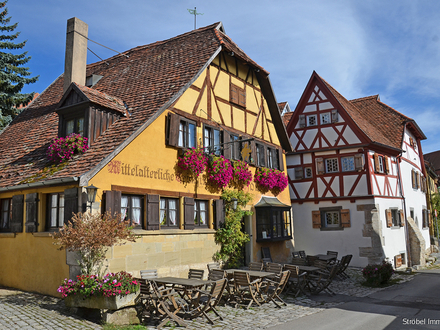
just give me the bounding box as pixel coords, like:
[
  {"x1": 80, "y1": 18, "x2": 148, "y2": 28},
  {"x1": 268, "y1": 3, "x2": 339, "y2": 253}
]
[
  {"x1": 85, "y1": 184, "x2": 99, "y2": 210},
  {"x1": 231, "y1": 198, "x2": 238, "y2": 211}
]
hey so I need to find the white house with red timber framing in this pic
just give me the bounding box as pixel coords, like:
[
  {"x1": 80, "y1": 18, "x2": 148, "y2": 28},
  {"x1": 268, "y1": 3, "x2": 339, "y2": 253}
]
[{"x1": 284, "y1": 71, "x2": 430, "y2": 268}]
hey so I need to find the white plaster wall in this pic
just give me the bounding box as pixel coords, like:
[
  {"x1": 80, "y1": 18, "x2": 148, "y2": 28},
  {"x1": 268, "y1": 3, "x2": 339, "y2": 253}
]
[
  {"x1": 342, "y1": 126, "x2": 361, "y2": 144},
  {"x1": 286, "y1": 154, "x2": 301, "y2": 166},
  {"x1": 292, "y1": 200, "x2": 372, "y2": 267}
]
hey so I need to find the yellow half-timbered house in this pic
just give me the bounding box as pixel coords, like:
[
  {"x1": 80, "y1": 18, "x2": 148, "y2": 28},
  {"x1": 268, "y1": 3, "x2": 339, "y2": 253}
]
[{"x1": 0, "y1": 18, "x2": 293, "y2": 296}]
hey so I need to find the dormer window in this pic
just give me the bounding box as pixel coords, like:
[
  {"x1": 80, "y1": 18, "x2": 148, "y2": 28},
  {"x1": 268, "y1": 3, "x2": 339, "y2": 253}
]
[{"x1": 66, "y1": 117, "x2": 84, "y2": 136}]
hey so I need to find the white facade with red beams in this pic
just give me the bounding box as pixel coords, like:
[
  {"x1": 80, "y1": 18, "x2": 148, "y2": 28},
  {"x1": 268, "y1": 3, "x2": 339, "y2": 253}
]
[{"x1": 284, "y1": 71, "x2": 430, "y2": 268}]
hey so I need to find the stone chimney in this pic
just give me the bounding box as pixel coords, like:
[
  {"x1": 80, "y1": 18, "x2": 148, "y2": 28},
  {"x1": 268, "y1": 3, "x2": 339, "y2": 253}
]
[{"x1": 63, "y1": 17, "x2": 88, "y2": 93}]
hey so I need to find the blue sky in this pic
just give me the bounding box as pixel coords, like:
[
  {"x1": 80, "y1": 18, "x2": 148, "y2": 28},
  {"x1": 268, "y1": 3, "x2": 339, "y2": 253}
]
[{"x1": 6, "y1": 0, "x2": 440, "y2": 153}]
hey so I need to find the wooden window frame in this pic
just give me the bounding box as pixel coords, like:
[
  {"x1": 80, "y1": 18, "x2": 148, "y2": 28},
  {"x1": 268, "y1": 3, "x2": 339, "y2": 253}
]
[
  {"x1": 316, "y1": 207, "x2": 350, "y2": 231},
  {"x1": 166, "y1": 113, "x2": 196, "y2": 149},
  {"x1": 230, "y1": 134, "x2": 241, "y2": 160},
  {"x1": 266, "y1": 147, "x2": 279, "y2": 170},
  {"x1": 160, "y1": 197, "x2": 179, "y2": 229},
  {"x1": 256, "y1": 143, "x2": 266, "y2": 167},
  {"x1": 121, "y1": 194, "x2": 144, "y2": 229},
  {"x1": 194, "y1": 200, "x2": 209, "y2": 228},
  {"x1": 46, "y1": 193, "x2": 65, "y2": 231},
  {"x1": 203, "y1": 124, "x2": 223, "y2": 156},
  {"x1": 255, "y1": 207, "x2": 292, "y2": 242},
  {"x1": 0, "y1": 198, "x2": 12, "y2": 232}
]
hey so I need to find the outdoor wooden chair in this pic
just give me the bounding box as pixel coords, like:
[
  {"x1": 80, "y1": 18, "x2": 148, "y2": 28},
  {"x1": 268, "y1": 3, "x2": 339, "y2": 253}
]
[
  {"x1": 298, "y1": 250, "x2": 307, "y2": 259},
  {"x1": 260, "y1": 270, "x2": 291, "y2": 308},
  {"x1": 265, "y1": 262, "x2": 283, "y2": 274},
  {"x1": 291, "y1": 257, "x2": 307, "y2": 266},
  {"x1": 292, "y1": 251, "x2": 301, "y2": 258},
  {"x1": 283, "y1": 264, "x2": 307, "y2": 297},
  {"x1": 207, "y1": 262, "x2": 221, "y2": 272},
  {"x1": 232, "y1": 271, "x2": 262, "y2": 309},
  {"x1": 261, "y1": 247, "x2": 273, "y2": 262},
  {"x1": 307, "y1": 265, "x2": 339, "y2": 296},
  {"x1": 188, "y1": 269, "x2": 205, "y2": 280},
  {"x1": 313, "y1": 259, "x2": 331, "y2": 274},
  {"x1": 178, "y1": 278, "x2": 227, "y2": 324},
  {"x1": 248, "y1": 261, "x2": 264, "y2": 271},
  {"x1": 140, "y1": 269, "x2": 158, "y2": 279},
  {"x1": 336, "y1": 254, "x2": 353, "y2": 280},
  {"x1": 326, "y1": 251, "x2": 338, "y2": 264},
  {"x1": 306, "y1": 255, "x2": 319, "y2": 266}
]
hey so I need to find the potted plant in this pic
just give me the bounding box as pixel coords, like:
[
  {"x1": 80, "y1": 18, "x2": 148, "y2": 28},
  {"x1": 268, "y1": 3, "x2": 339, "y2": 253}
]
[
  {"x1": 46, "y1": 133, "x2": 88, "y2": 163},
  {"x1": 206, "y1": 155, "x2": 233, "y2": 190},
  {"x1": 176, "y1": 148, "x2": 207, "y2": 184},
  {"x1": 254, "y1": 167, "x2": 288, "y2": 195},
  {"x1": 362, "y1": 260, "x2": 394, "y2": 286},
  {"x1": 230, "y1": 160, "x2": 252, "y2": 190}
]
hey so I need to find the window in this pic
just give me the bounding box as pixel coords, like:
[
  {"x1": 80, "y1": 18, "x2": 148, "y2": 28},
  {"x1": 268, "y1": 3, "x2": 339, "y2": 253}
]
[
  {"x1": 422, "y1": 209, "x2": 429, "y2": 229},
  {"x1": 204, "y1": 126, "x2": 222, "y2": 155},
  {"x1": 230, "y1": 84, "x2": 246, "y2": 108},
  {"x1": 121, "y1": 195, "x2": 143, "y2": 227},
  {"x1": 266, "y1": 147, "x2": 279, "y2": 169},
  {"x1": 179, "y1": 120, "x2": 196, "y2": 149},
  {"x1": 391, "y1": 209, "x2": 400, "y2": 227},
  {"x1": 230, "y1": 134, "x2": 241, "y2": 160},
  {"x1": 256, "y1": 207, "x2": 292, "y2": 241},
  {"x1": 194, "y1": 200, "x2": 208, "y2": 227},
  {"x1": 312, "y1": 208, "x2": 350, "y2": 230},
  {"x1": 47, "y1": 193, "x2": 64, "y2": 230},
  {"x1": 341, "y1": 156, "x2": 355, "y2": 172},
  {"x1": 323, "y1": 209, "x2": 340, "y2": 228},
  {"x1": 65, "y1": 117, "x2": 84, "y2": 136},
  {"x1": 256, "y1": 143, "x2": 265, "y2": 167},
  {"x1": 373, "y1": 153, "x2": 389, "y2": 174},
  {"x1": 307, "y1": 115, "x2": 317, "y2": 126},
  {"x1": 294, "y1": 167, "x2": 303, "y2": 180},
  {"x1": 386, "y1": 208, "x2": 403, "y2": 227},
  {"x1": 0, "y1": 198, "x2": 12, "y2": 232},
  {"x1": 320, "y1": 113, "x2": 331, "y2": 125},
  {"x1": 325, "y1": 158, "x2": 338, "y2": 173},
  {"x1": 304, "y1": 167, "x2": 313, "y2": 178},
  {"x1": 160, "y1": 197, "x2": 178, "y2": 228},
  {"x1": 378, "y1": 156, "x2": 384, "y2": 173}
]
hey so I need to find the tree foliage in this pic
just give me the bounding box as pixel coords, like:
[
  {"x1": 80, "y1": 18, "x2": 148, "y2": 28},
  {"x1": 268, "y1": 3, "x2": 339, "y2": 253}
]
[
  {"x1": 53, "y1": 212, "x2": 138, "y2": 276},
  {"x1": 214, "y1": 189, "x2": 253, "y2": 268},
  {"x1": 0, "y1": 0, "x2": 38, "y2": 129}
]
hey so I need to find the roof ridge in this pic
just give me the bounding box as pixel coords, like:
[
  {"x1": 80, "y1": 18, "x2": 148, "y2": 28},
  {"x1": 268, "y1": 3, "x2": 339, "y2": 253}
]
[{"x1": 350, "y1": 95, "x2": 379, "y2": 102}]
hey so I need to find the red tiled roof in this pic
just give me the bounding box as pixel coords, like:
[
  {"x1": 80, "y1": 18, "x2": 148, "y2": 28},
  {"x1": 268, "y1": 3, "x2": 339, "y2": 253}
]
[
  {"x1": 0, "y1": 22, "x2": 282, "y2": 189},
  {"x1": 278, "y1": 102, "x2": 287, "y2": 113},
  {"x1": 282, "y1": 111, "x2": 293, "y2": 127}
]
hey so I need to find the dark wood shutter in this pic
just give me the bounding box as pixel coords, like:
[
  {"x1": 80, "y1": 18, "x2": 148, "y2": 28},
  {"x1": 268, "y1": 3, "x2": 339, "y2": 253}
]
[
  {"x1": 184, "y1": 197, "x2": 195, "y2": 230},
  {"x1": 386, "y1": 209, "x2": 392, "y2": 227},
  {"x1": 295, "y1": 167, "x2": 303, "y2": 180},
  {"x1": 312, "y1": 210, "x2": 321, "y2": 228},
  {"x1": 354, "y1": 154, "x2": 364, "y2": 171},
  {"x1": 214, "y1": 199, "x2": 224, "y2": 230},
  {"x1": 395, "y1": 254, "x2": 402, "y2": 268},
  {"x1": 105, "y1": 190, "x2": 121, "y2": 217},
  {"x1": 417, "y1": 172, "x2": 421, "y2": 189},
  {"x1": 64, "y1": 188, "x2": 78, "y2": 225},
  {"x1": 316, "y1": 158, "x2": 324, "y2": 175},
  {"x1": 341, "y1": 209, "x2": 351, "y2": 227},
  {"x1": 238, "y1": 86, "x2": 246, "y2": 108},
  {"x1": 299, "y1": 115, "x2": 306, "y2": 128},
  {"x1": 278, "y1": 148, "x2": 284, "y2": 171},
  {"x1": 331, "y1": 109, "x2": 338, "y2": 123},
  {"x1": 384, "y1": 156, "x2": 390, "y2": 174},
  {"x1": 146, "y1": 194, "x2": 160, "y2": 230},
  {"x1": 11, "y1": 195, "x2": 24, "y2": 233},
  {"x1": 230, "y1": 84, "x2": 239, "y2": 104},
  {"x1": 400, "y1": 210, "x2": 405, "y2": 227},
  {"x1": 373, "y1": 154, "x2": 380, "y2": 173},
  {"x1": 223, "y1": 132, "x2": 231, "y2": 159},
  {"x1": 25, "y1": 193, "x2": 38, "y2": 233},
  {"x1": 167, "y1": 113, "x2": 180, "y2": 147}
]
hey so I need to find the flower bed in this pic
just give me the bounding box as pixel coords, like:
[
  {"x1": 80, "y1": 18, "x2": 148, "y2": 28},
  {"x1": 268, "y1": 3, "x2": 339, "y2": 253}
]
[
  {"x1": 46, "y1": 133, "x2": 88, "y2": 163},
  {"x1": 57, "y1": 271, "x2": 139, "y2": 298}
]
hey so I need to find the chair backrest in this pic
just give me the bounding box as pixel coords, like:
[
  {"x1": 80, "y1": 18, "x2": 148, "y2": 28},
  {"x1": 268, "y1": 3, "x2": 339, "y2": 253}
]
[
  {"x1": 209, "y1": 278, "x2": 227, "y2": 304},
  {"x1": 292, "y1": 251, "x2": 301, "y2": 258},
  {"x1": 188, "y1": 268, "x2": 205, "y2": 280},
  {"x1": 298, "y1": 250, "x2": 307, "y2": 259},
  {"x1": 283, "y1": 264, "x2": 299, "y2": 276},
  {"x1": 207, "y1": 262, "x2": 221, "y2": 272},
  {"x1": 134, "y1": 277, "x2": 150, "y2": 296},
  {"x1": 327, "y1": 251, "x2": 338, "y2": 259},
  {"x1": 208, "y1": 269, "x2": 227, "y2": 281},
  {"x1": 261, "y1": 247, "x2": 273, "y2": 262},
  {"x1": 291, "y1": 257, "x2": 307, "y2": 266},
  {"x1": 140, "y1": 269, "x2": 158, "y2": 279},
  {"x1": 248, "y1": 261, "x2": 264, "y2": 271},
  {"x1": 265, "y1": 262, "x2": 283, "y2": 274},
  {"x1": 338, "y1": 254, "x2": 353, "y2": 272},
  {"x1": 233, "y1": 271, "x2": 251, "y2": 287},
  {"x1": 306, "y1": 255, "x2": 319, "y2": 266},
  {"x1": 314, "y1": 259, "x2": 329, "y2": 271}
]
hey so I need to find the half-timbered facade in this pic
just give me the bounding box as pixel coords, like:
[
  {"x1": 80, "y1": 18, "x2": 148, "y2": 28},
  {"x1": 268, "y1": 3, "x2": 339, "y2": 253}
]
[
  {"x1": 0, "y1": 19, "x2": 292, "y2": 296},
  {"x1": 285, "y1": 71, "x2": 429, "y2": 268}
]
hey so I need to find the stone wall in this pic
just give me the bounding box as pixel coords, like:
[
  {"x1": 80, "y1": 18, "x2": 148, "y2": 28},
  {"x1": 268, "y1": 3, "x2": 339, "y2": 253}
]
[
  {"x1": 407, "y1": 217, "x2": 426, "y2": 267},
  {"x1": 358, "y1": 204, "x2": 385, "y2": 265}
]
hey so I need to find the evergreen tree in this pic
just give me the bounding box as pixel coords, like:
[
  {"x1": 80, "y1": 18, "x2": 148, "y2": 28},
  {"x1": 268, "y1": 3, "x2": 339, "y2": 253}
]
[{"x1": 0, "y1": 0, "x2": 38, "y2": 129}]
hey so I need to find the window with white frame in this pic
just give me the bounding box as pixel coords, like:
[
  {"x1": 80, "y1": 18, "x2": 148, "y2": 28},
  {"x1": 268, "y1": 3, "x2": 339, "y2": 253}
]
[
  {"x1": 121, "y1": 195, "x2": 143, "y2": 227},
  {"x1": 320, "y1": 113, "x2": 331, "y2": 125},
  {"x1": 325, "y1": 158, "x2": 339, "y2": 173},
  {"x1": 194, "y1": 200, "x2": 208, "y2": 227},
  {"x1": 307, "y1": 115, "x2": 317, "y2": 126},
  {"x1": 378, "y1": 156, "x2": 384, "y2": 173},
  {"x1": 0, "y1": 198, "x2": 12, "y2": 232},
  {"x1": 178, "y1": 119, "x2": 196, "y2": 149},
  {"x1": 47, "y1": 193, "x2": 64, "y2": 230},
  {"x1": 341, "y1": 156, "x2": 355, "y2": 172},
  {"x1": 160, "y1": 197, "x2": 178, "y2": 228}
]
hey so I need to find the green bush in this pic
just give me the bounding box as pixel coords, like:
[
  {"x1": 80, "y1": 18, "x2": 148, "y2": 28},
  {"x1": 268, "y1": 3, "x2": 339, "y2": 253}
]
[{"x1": 362, "y1": 260, "x2": 394, "y2": 286}]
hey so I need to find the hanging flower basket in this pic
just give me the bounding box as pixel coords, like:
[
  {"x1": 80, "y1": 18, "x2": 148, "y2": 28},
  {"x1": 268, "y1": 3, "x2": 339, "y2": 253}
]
[
  {"x1": 46, "y1": 133, "x2": 88, "y2": 163},
  {"x1": 254, "y1": 167, "x2": 288, "y2": 195},
  {"x1": 231, "y1": 160, "x2": 252, "y2": 189},
  {"x1": 176, "y1": 148, "x2": 207, "y2": 177},
  {"x1": 206, "y1": 155, "x2": 233, "y2": 190}
]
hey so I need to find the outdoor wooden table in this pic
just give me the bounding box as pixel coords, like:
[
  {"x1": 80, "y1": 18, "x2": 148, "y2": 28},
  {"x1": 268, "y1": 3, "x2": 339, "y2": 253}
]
[
  {"x1": 297, "y1": 265, "x2": 320, "y2": 273},
  {"x1": 312, "y1": 254, "x2": 337, "y2": 262},
  {"x1": 155, "y1": 277, "x2": 211, "y2": 298},
  {"x1": 223, "y1": 269, "x2": 276, "y2": 280}
]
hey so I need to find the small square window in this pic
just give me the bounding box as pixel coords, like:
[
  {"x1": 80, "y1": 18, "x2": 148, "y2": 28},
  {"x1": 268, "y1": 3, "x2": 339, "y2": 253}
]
[
  {"x1": 307, "y1": 115, "x2": 317, "y2": 127},
  {"x1": 341, "y1": 156, "x2": 355, "y2": 172},
  {"x1": 321, "y1": 113, "x2": 331, "y2": 125},
  {"x1": 325, "y1": 158, "x2": 339, "y2": 173},
  {"x1": 324, "y1": 210, "x2": 340, "y2": 227}
]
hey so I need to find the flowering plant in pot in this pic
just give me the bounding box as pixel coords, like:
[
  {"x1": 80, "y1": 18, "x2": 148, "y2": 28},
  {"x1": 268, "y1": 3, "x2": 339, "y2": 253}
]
[
  {"x1": 46, "y1": 133, "x2": 88, "y2": 163},
  {"x1": 230, "y1": 160, "x2": 252, "y2": 190},
  {"x1": 362, "y1": 260, "x2": 394, "y2": 287},
  {"x1": 206, "y1": 155, "x2": 233, "y2": 190},
  {"x1": 176, "y1": 148, "x2": 207, "y2": 184},
  {"x1": 254, "y1": 167, "x2": 288, "y2": 195}
]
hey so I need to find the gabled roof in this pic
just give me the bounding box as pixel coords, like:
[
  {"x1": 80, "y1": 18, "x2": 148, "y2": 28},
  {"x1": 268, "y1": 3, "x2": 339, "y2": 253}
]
[
  {"x1": 0, "y1": 22, "x2": 288, "y2": 190},
  {"x1": 282, "y1": 111, "x2": 293, "y2": 127},
  {"x1": 287, "y1": 71, "x2": 425, "y2": 152},
  {"x1": 424, "y1": 150, "x2": 440, "y2": 175}
]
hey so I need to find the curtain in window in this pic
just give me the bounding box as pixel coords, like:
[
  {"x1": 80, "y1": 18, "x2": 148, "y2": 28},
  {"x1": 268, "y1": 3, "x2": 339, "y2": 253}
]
[
  {"x1": 1, "y1": 200, "x2": 9, "y2": 228},
  {"x1": 200, "y1": 202, "x2": 206, "y2": 225},
  {"x1": 59, "y1": 195, "x2": 65, "y2": 227},
  {"x1": 132, "y1": 196, "x2": 141, "y2": 225},
  {"x1": 121, "y1": 196, "x2": 128, "y2": 221},
  {"x1": 169, "y1": 199, "x2": 177, "y2": 225},
  {"x1": 160, "y1": 199, "x2": 166, "y2": 225},
  {"x1": 51, "y1": 194, "x2": 58, "y2": 227},
  {"x1": 178, "y1": 122, "x2": 184, "y2": 147}
]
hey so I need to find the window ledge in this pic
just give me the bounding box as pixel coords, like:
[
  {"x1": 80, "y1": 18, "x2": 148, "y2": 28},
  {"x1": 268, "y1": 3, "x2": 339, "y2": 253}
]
[
  {"x1": 320, "y1": 227, "x2": 344, "y2": 231},
  {"x1": 256, "y1": 236, "x2": 292, "y2": 243},
  {"x1": 0, "y1": 233, "x2": 15, "y2": 238},
  {"x1": 132, "y1": 228, "x2": 216, "y2": 235},
  {"x1": 33, "y1": 232, "x2": 54, "y2": 237}
]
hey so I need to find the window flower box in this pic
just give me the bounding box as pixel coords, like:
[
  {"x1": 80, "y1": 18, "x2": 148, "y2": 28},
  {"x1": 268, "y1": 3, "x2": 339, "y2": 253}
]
[
  {"x1": 47, "y1": 133, "x2": 88, "y2": 163},
  {"x1": 231, "y1": 160, "x2": 252, "y2": 189},
  {"x1": 206, "y1": 155, "x2": 233, "y2": 190},
  {"x1": 254, "y1": 167, "x2": 289, "y2": 195},
  {"x1": 64, "y1": 290, "x2": 139, "y2": 310}
]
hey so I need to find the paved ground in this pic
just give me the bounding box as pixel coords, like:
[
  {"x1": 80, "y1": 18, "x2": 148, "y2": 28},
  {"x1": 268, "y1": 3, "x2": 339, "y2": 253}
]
[{"x1": 0, "y1": 266, "x2": 417, "y2": 330}]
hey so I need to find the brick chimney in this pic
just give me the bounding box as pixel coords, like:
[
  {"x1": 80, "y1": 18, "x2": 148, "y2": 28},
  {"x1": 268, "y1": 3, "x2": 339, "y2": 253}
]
[{"x1": 63, "y1": 17, "x2": 88, "y2": 93}]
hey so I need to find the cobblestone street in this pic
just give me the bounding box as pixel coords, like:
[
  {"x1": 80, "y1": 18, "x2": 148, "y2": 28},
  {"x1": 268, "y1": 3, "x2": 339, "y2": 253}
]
[{"x1": 0, "y1": 268, "x2": 415, "y2": 330}]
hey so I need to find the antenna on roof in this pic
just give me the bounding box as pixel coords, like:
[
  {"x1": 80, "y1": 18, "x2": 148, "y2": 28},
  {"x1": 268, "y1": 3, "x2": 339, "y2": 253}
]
[{"x1": 187, "y1": 7, "x2": 203, "y2": 30}]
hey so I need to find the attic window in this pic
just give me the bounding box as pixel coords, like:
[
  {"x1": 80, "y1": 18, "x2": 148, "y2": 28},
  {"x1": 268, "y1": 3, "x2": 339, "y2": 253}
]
[
  {"x1": 85, "y1": 74, "x2": 103, "y2": 87},
  {"x1": 66, "y1": 117, "x2": 84, "y2": 136},
  {"x1": 230, "y1": 84, "x2": 246, "y2": 108}
]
